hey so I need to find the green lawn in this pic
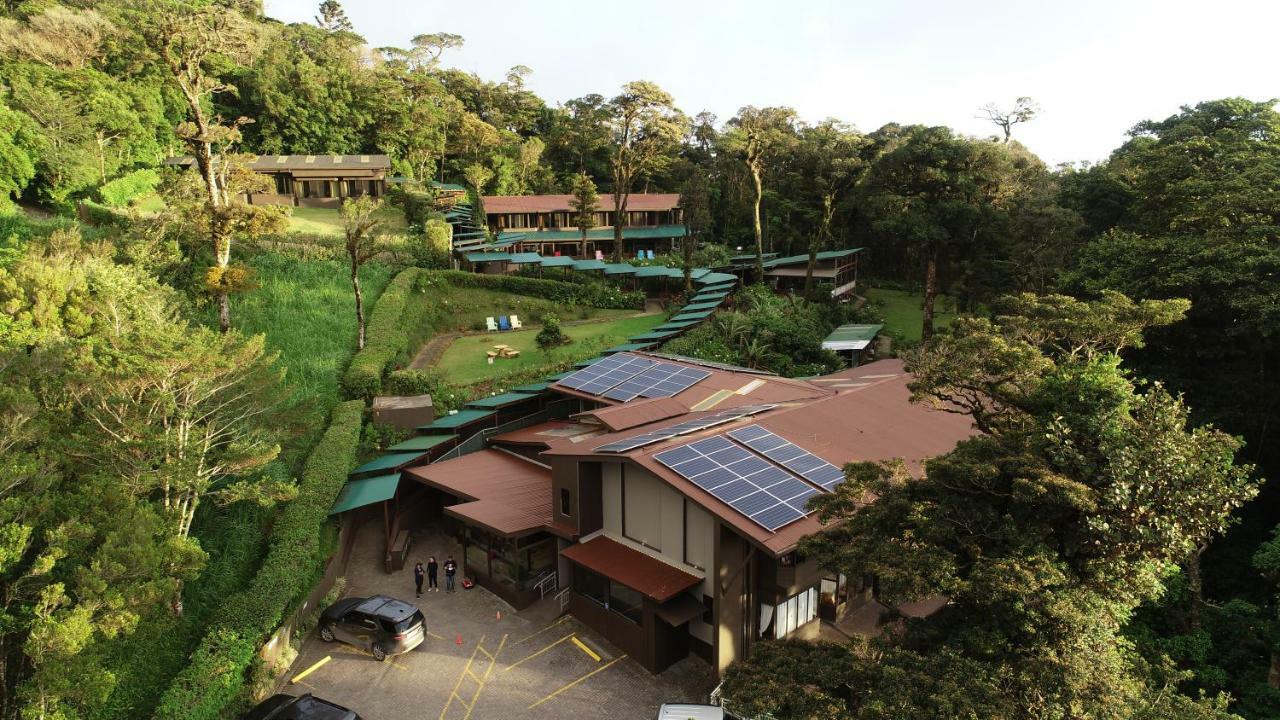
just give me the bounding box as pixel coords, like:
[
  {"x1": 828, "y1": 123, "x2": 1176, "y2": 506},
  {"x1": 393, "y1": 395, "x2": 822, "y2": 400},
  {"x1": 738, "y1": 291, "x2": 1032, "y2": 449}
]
[
  {"x1": 435, "y1": 314, "x2": 665, "y2": 384},
  {"x1": 865, "y1": 288, "x2": 957, "y2": 343},
  {"x1": 286, "y1": 204, "x2": 408, "y2": 236}
]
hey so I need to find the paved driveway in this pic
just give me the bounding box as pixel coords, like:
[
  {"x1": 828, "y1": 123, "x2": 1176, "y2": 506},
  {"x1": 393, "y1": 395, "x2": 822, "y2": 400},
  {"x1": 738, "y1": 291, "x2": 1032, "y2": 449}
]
[{"x1": 283, "y1": 524, "x2": 715, "y2": 719}]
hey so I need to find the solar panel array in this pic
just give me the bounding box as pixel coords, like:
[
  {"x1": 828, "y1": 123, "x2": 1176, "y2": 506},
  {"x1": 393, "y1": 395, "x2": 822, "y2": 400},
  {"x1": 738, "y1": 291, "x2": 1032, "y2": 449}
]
[
  {"x1": 654, "y1": 436, "x2": 820, "y2": 531},
  {"x1": 728, "y1": 425, "x2": 846, "y2": 490},
  {"x1": 555, "y1": 353, "x2": 712, "y2": 401},
  {"x1": 594, "y1": 404, "x2": 776, "y2": 453}
]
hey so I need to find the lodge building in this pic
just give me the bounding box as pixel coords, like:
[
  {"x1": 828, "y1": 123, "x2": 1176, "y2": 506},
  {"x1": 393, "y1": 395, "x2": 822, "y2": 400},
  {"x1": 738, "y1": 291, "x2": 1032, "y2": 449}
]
[
  {"x1": 164, "y1": 154, "x2": 391, "y2": 208},
  {"x1": 367, "y1": 354, "x2": 974, "y2": 676},
  {"x1": 482, "y1": 193, "x2": 686, "y2": 258}
]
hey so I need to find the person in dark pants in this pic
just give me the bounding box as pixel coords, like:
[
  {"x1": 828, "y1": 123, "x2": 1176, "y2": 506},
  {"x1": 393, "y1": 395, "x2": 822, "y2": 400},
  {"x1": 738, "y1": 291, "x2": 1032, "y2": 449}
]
[
  {"x1": 413, "y1": 562, "x2": 424, "y2": 597},
  {"x1": 427, "y1": 556, "x2": 439, "y2": 592},
  {"x1": 443, "y1": 555, "x2": 457, "y2": 593}
]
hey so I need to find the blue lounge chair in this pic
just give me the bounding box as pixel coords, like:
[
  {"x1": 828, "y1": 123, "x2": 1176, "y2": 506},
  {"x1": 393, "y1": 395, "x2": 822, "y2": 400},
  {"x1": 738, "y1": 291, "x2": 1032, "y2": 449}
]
[{"x1": 498, "y1": 315, "x2": 511, "y2": 331}]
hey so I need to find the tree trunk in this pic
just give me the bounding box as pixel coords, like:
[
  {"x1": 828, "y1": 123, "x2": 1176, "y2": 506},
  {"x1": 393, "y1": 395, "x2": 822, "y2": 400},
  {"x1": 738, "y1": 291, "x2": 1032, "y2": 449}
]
[
  {"x1": 1269, "y1": 649, "x2": 1280, "y2": 689},
  {"x1": 352, "y1": 263, "x2": 366, "y2": 350},
  {"x1": 218, "y1": 293, "x2": 231, "y2": 334},
  {"x1": 921, "y1": 248, "x2": 939, "y2": 342},
  {"x1": 751, "y1": 165, "x2": 764, "y2": 285},
  {"x1": 683, "y1": 229, "x2": 694, "y2": 293},
  {"x1": 612, "y1": 189, "x2": 627, "y2": 263},
  {"x1": 580, "y1": 229, "x2": 587, "y2": 259},
  {"x1": 1186, "y1": 544, "x2": 1205, "y2": 632}
]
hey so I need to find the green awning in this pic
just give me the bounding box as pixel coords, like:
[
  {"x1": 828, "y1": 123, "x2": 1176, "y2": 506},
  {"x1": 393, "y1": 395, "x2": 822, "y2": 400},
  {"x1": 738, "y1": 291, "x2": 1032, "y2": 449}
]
[
  {"x1": 634, "y1": 266, "x2": 682, "y2": 278},
  {"x1": 604, "y1": 342, "x2": 658, "y2": 353},
  {"x1": 690, "y1": 268, "x2": 711, "y2": 279},
  {"x1": 690, "y1": 292, "x2": 729, "y2": 303},
  {"x1": 653, "y1": 319, "x2": 700, "y2": 330},
  {"x1": 695, "y1": 272, "x2": 738, "y2": 285},
  {"x1": 352, "y1": 451, "x2": 429, "y2": 476},
  {"x1": 386, "y1": 434, "x2": 455, "y2": 452},
  {"x1": 699, "y1": 281, "x2": 737, "y2": 292},
  {"x1": 629, "y1": 330, "x2": 680, "y2": 342},
  {"x1": 466, "y1": 392, "x2": 538, "y2": 409},
  {"x1": 330, "y1": 473, "x2": 400, "y2": 515},
  {"x1": 539, "y1": 256, "x2": 575, "y2": 267},
  {"x1": 682, "y1": 300, "x2": 724, "y2": 311},
  {"x1": 572, "y1": 259, "x2": 607, "y2": 271},
  {"x1": 506, "y1": 252, "x2": 544, "y2": 264},
  {"x1": 511, "y1": 381, "x2": 551, "y2": 393},
  {"x1": 822, "y1": 323, "x2": 884, "y2": 351},
  {"x1": 670, "y1": 309, "x2": 714, "y2": 322},
  {"x1": 603, "y1": 263, "x2": 639, "y2": 275},
  {"x1": 463, "y1": 252, "x2": 511, "y2": 263},
  {"x1": 730, "y1": 252, "x2": 777, "y2": 263},
  {"x1": 419, "y1": 409, "x2": 496, "y2": 431},
  {"x1": 544, "y1": 370, "x2": 576, "y2": 381},
  {"x1": 762, "y1": 248, "x2": 864, "y2": 269},
  {"x1": 574, "y1": 356, "x2": 606, "y2": 368}
]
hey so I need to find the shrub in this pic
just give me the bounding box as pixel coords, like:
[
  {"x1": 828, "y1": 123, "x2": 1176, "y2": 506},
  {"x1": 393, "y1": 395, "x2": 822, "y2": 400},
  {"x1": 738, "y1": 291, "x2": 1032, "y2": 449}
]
[
  {"x1": 387, "y1": 184, "x2": 438, "y2": 228},
  {"x1": 152, "y1": 400, "x2": 364, "y2": 720},
  {"x1": 536, "y1": 314, "x2": 570, "y2": 354},
  {"x1": 431, "y1": 269, "x2": 644, "y2": 310},
  {"x1": 384, "y1": 368, "x2": 466, "y2": 413},
  {"x1": 98, "y1": 168, "x2": 161, "y2": 207},
  {"x1": 340, "y1": 267, "x2": 427, "y2": 400},
  {"x1": 76, "y1": 199, "x2": 130, "y2": 227},
  {"x1": 407, "y1": 217, "x2": 452, "y2": 268}
]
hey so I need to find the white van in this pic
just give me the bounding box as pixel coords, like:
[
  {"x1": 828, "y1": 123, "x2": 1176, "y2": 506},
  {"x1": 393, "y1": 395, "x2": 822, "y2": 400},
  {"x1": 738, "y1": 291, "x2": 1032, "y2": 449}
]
[{"x1": 657, "y1": 704, "x2": 725, "y2": 720}]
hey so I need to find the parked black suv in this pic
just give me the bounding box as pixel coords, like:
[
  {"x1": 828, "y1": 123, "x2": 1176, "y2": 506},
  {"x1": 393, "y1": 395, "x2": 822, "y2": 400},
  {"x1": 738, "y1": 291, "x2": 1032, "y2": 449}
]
[
  {"x1": 242, "y1": 693, "x2": 359, "y2": 720},
  {"x1": 318, "y1": 595, "x2": 426, "y2": 660}
]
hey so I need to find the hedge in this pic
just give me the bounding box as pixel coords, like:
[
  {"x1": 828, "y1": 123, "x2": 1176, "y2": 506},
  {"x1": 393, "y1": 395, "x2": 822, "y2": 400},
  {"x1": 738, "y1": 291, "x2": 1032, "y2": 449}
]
[
  {"x1": 152, "y1": 399, "x2": 364, "y2": 720},
  {"x1": 98, "y1": 168, "x2": 160, "y2": 207},
  {"x1": 340, "y1": 267, "x2": 428, "y2": 400},
  {"x1": 433, "y1": 269, "x2": 644, "y2": 310}
]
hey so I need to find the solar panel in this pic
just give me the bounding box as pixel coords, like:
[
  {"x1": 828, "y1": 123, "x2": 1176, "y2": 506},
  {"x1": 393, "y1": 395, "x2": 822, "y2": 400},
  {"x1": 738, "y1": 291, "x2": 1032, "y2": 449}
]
[
  {"x1": 556, "y1": 353, "x2": 654, "y2": 393},
  {"x1": 602, "y1": 362, "x2": 712, "y2": 401},
  {"x1": 654, "y1": 436, "x2": 819, "y2": 531},
  {"x1": 593, "y1": 404, "x2": 776, "y2": 453},
  {"x1": 728, "y1": 425, "x2": 846, "y2": 490}
]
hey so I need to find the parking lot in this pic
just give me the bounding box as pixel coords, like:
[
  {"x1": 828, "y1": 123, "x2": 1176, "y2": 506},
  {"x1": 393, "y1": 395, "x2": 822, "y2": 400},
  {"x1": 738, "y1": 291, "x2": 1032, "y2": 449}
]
[{"x1": 284, "y1": 523, "x2": 716, "y2": 719}]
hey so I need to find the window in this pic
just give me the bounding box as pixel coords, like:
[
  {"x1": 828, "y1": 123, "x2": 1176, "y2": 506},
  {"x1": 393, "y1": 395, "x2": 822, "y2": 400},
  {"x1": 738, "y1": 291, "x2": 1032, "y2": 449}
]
[
  {"x1": 560, "y1": 488, "x2": 572, "y2": 517},
  {"x1": 772, "y1": 586, "x2": 819, "y2": 639},
  {"x1": 575, "y1": 567, "x2": 608, "y2": 607},
  {"x1": 609, "y1": 582, "x2": 644, "y2": 625}
]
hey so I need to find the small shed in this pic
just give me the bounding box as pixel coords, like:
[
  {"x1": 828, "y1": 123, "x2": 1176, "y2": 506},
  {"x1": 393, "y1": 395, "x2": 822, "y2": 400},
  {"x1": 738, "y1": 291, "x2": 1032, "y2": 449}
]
[
  {"x1": 371, "y1": 394, "x2": 435, "y2": 429},
  {"x1": 821, "y1": 323, "x2": 884, "y2": 366}
]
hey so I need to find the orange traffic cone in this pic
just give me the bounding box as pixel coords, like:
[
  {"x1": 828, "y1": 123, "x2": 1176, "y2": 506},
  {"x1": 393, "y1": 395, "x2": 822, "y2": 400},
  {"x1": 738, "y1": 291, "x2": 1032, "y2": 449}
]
[{"x1": 455, "y1": 633, "x2": 463, "y2": 646}]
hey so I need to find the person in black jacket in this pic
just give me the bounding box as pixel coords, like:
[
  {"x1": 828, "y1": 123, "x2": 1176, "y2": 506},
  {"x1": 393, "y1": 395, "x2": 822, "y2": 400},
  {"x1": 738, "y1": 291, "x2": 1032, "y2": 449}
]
[
  {"x1": 426, "y1": 556, "x2": 439, "y2": 592},
  {"x1": 443, "y1": 555, "x2": 458, "y2": 593},
  {"x1": 413, "y1": 562, "x2": 424, "y2": 597}
]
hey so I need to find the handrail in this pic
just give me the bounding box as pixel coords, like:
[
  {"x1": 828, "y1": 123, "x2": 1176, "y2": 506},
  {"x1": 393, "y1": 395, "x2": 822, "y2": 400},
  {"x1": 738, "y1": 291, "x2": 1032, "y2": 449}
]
[{"x1": 437, "y1": 398, "x2": 576, "y2": 462}]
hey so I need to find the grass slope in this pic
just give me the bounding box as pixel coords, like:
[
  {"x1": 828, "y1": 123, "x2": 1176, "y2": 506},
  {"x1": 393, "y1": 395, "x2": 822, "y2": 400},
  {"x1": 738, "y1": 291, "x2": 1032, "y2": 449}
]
[
  {"x1": 286, "y1": 204, "x2": 408, "y2": 236},
  {"x1": 435, "y1": 314, "x2": 664, "y2": 384},
  {"x1": 865, "y1": 287, "x2": 957, "y2": 343}
]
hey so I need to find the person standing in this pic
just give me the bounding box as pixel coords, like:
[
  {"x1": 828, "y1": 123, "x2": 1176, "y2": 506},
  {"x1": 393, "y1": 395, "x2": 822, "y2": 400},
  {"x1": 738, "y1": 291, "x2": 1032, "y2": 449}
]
[
  {"x1": 427, "y1": 556, "x2": 439, "y2": 592},
  {"x1": 413, "y1": 562, "x2": 424, "y2": 598},
  {"x1": 443, "y1": 555, "x2": 458, "y2": 593}
]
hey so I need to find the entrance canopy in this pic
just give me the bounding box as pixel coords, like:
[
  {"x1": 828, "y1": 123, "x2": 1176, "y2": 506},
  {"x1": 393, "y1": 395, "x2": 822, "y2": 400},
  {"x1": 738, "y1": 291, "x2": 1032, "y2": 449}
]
[
  {"x1": 561, "y1": 536, "x2": 701, "y2": 603},
  {"x1": 330, "y1": 473, "x2": 399, "y2": 514}
]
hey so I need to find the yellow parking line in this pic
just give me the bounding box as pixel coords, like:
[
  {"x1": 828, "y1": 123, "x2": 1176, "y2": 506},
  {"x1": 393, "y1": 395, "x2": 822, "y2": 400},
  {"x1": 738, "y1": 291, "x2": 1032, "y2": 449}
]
[
  {"x1": 503, "y1": 633, "x2": 574, "y2": 672},
  {"x1": 528, "y1": 656, "x2": 626, "y2": 709},
  {"x1": 291, "y1": 656, "x2": 331, "y2": 684},
  {"x1": 460, "y1": 634, "x2": 507, "y2": 720},
  {"x1": 510, "y1": 615, "x2": 571, "y2": 646},
  {"x1": 438, "y1": 635, "x2": 486, "y2": 720},
  {"x1": 293, "y1": 679, "x2": 318, "y2": 691},
  {"x1": 428, "y1": 631, "x2": 445, "y2": 640},
  {"x1": 571, "y1": 636, "x2": 601, "y2": 662}
]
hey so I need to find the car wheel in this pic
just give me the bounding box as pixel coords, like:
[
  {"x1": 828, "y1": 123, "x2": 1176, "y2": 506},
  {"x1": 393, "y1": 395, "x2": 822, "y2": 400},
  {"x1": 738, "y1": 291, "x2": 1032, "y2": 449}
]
[
  {"x1": 319, "y1": 625, "x2": 335, "y2": 642},
  {"x1": 371, "y1": 644, "x2": 387, "y2": 661}
]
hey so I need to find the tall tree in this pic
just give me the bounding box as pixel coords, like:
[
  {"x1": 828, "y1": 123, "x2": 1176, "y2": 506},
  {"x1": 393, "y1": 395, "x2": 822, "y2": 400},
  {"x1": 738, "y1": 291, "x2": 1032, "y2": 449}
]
[
  {"x1": 679, "y1": 166, "x2": 712, "y2": 292},
  {"x1": 724, "y1": 106, "x2": 798, "y2": 282},
  {"x1": 145, "y1": 3, "x2": 264, "y2": 332},
  {"x1": 314, "y1": 0, "x2": 353, "y2": 33},
  {"x1": 795, "y1": 120, "x2": 868, "y2": 292},
  {"x1": 568, "y1": 171, "x2": 599, "y2": 258},
  {"x1": 605, "y1": 81, "x2": 687, "y2": 262},
  {"x1": 340, "y1": 195, "x2": 383, "y2": 350},
  {"x1": 979, "y1": 96, "x2": 1040, "y2": 143}
]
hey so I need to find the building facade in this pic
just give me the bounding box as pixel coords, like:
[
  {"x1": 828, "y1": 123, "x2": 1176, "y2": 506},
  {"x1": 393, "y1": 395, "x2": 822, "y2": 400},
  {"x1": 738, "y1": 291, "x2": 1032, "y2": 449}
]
[
  {"x1": 164, "y1": 154, "x2": 391, "y2": 208},
  {"x1": 483, "y1": 193, "x2": 685, "y2": 258}
]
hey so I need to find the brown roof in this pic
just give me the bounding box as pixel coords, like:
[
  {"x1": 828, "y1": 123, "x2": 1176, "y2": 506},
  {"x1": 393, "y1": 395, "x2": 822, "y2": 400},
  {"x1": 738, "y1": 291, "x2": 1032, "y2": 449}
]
[
  {"x1": 549, "y1": 360, "x2": 976, "y2": 555},
  {"x1": 165, "y1": 154, "x2": 391, "y2": 171},
  {"x1": 560, "y1": 535, "x2": 701, "y2": 602},
  {"x1": 572, "y1": 397, "x2": 688, "y2": 431},
  {"x1": 482, "y1": 193, "x2": 680, "y2": 214},
  {"x1": 488, "y1": 420, "x2": 600, "y2": 447},
  {"x1": 403, "y1": 450, "x2": 555, "y2": 537}
]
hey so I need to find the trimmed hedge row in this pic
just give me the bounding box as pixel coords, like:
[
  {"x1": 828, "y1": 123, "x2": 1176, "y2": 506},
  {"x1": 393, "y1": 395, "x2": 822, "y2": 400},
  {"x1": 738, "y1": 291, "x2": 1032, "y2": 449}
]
[
  {"x1": 152, "y1": 399, "x2": 364, "y2": 720},
  {"x1": 340, "y1": 267, "x2": 428, "y2": 400},
  {"x1": 98, "y1": 168, "x2": 160, "y2": 207},
  {"x1": 433, "y1": 269, "x2": 644, "y2": 310}
]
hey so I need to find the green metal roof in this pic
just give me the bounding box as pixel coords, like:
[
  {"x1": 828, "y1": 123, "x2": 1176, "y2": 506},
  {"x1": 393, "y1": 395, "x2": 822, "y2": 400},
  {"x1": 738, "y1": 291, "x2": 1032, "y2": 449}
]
[
  {"x1": 386, "y1": 435, "x2": 455, "y2": 452},
  {"x1": 419, "y1": 408, "x2": 496, "y2": 431},
  {"x1": 432, "y1": 181, "x2": 468, "y2": 192},
  {"x1": 730, "y1": 252, "x2": 777, "y2": 263},
  {"x1": 510, "y1": 381, "x2": 551, "y2": 393},
  {"x1": 604, "y1": 342, "x2": 658, "y2": 353},
  {"x1": 695, "y1": 272, "x2": 739, "y2": 285},
  {"x1": 821, "y1": 323, "x2": 884, "y2": 351},
  {"x1": 690, "y1": 293, "x2": 729, "y2": 303},
  {"x1": 634, "y1": 265, "x2": 683, "y2": 278},
  {"x1": 572, "y1": 259, "x2": 607, "y2": 271},
  {"x1": 544, "y1": 370, "x2": 576, "y2": 381},
  {"x1": 690, "y1": 268, "x2": 711, "y2": 279},
  {"x1": 466, "y1": 392, "x2": 538, "y2": 409},
  {"x1": 670, "y1": 309, "x2": 715, "y2": 321},
  {"x1": 681, "y1": 300, "x2": 723, "y2": 312},
  {"x1": 352, "y1": 451, "x2": 429, "y2": 475},
  {"x1": 330, "y1": 473, "x2": 401, "y2": 515},
  {"x1": 653, "y1": 319, "x2": 700, "y2": 330},
  {"x1": 762, "y1": 248, "x2": 864, "y2": 269},
  {"x1": 539, "y1": 256, "x2": 575, "y2": 267},
  {"x1": 507, "y1": 224, "x2": 686, "y2": 242},
  {"x1": 603, "y1": 263, "x2": 639, "y2": 275},
  {"x1": 629, "y1": 330, "x2": 681, "y2": 342},
  {"x1": 574, "y1": 355, "x2": 606, "y2": 367},
  {"x1": 463, "y1": 252, "x2": 512, "y2": 263},
  {"x1": 507, "y1": 252, "x2": 545, "y2": 264}
]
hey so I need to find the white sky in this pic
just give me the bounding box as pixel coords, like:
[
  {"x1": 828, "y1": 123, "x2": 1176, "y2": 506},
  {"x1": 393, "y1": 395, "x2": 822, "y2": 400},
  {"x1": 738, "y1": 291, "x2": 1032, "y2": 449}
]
[{"x1": 263, "y1": 0, "x2": 1280, "y2": 166}]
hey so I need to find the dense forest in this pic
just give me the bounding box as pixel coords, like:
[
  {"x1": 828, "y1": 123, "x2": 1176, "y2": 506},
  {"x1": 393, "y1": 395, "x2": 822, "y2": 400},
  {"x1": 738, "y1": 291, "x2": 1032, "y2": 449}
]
[{"x1": 1, "y1": 1, "x2": 1278, "y2": 719}]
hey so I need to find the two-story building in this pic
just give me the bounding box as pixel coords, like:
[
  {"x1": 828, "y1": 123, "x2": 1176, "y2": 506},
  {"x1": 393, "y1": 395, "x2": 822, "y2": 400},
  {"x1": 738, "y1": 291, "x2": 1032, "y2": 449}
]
[
  {"x1": 482, "y1": 193, "x2": 685, "y2": 258},
  {"x1": 164, "y1": 154, "x2": 391, "y2": 207},
  {"x1": 399, "y1": 353, "x2": 974, "y2": 676}
]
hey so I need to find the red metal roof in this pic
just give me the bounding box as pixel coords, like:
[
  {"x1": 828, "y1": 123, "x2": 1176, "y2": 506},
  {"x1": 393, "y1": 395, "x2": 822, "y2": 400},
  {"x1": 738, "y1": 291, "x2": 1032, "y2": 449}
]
[
  {"x1": 560, "y1": 536, "x2": 701, "y2": 602},
  {"x1": 403, "y1": 450, "x2": 554, "y2": 537},
  {"x1": 482, "y1": 194, "x2": 680, "y2": 214},
  {"x1": 572, "y1": 397, "x2": 688, "y2": 431}
]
